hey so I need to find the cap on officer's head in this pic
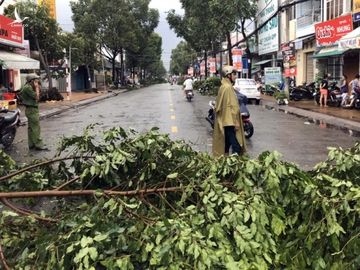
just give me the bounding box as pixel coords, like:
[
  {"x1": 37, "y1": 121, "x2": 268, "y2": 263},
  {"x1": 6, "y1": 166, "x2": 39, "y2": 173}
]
[
  {"x1": 222, "y1": 65, "x2": 236, "y2": 77},
  {"x1": 26, "y1": 74, "x2": 40, "y2": 83}
]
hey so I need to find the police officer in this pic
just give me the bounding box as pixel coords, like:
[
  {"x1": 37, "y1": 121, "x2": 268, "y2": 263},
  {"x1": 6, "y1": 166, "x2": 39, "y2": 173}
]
[{"x1": 20, "y1": 74, "x2": 48, "y2": 151}]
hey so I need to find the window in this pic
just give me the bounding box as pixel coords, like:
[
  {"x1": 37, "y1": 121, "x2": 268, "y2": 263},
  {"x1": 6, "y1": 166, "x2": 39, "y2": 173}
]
[
  {"x1": 288, "y1": 5, "x2": 296, "y2": 21},
  {"x1": 327, "y1": 58, "x2": 342, "y2": 81},
  {"x1": 326, "y1": 0, "x2": 344, "y2": 20}
]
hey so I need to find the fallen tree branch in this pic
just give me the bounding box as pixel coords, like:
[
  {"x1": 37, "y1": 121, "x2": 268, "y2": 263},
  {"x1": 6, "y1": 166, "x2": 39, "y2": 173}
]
[
  {"x1": 54, "y1": 176, "x2": 81, "y2": 190},
  {"x1": 0, "y1": 187, "x2": 183, "y2": 199},
  {"x1": 0, "y1": 156, "x2": 94, "y2": 182},
  {"x1": 0, "y1": 198, "x2": 57, "y2": 223},
  {"x1": 0, "y1": 237, "x2": 10, "y2": 270}
]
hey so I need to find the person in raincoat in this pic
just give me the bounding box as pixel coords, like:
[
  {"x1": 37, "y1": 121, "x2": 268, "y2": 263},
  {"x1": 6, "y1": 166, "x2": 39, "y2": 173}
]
[
  {"x1": 213, "y1": 65, "x2": 245, "y2": 156},
  {"x1": 20, "y1": 74, "x2": 48, "y2": 151}
]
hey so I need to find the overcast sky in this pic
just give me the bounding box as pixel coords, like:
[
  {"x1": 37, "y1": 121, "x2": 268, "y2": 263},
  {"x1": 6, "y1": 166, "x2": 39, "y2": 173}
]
[{"x1": 57, "y1": 0, "x2": 183, "y2": 71}]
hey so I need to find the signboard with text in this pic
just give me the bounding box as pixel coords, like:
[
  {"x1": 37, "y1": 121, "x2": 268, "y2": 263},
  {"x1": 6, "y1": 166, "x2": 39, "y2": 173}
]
[
  {"x1": 208, "y1": 57, "x2": 216, "y2": 74},
  {"x1": 200, "y1": 62, "x2": 205, "y2": 76},
  {"x1": 354, "y1": 0, "x2": 360, "y2": 22},
  {"x1": 264, "y1": 67, "x2": 281, "y2": 85},
  {"x1": 0, "y1": 15, "x2": 24, "y2": 47},
  {"x1": 231, "y1": 48, "x2": 243, "y2": 72},
  {"x1": 258, "y1": 0, "x2": 279, "y2": 55},
  {"x1": 281, "y1": 42, "x2": 296, "y2": 77},
  {"x1": 315, "y1": 14, "x2": 353, "y2": 46}
]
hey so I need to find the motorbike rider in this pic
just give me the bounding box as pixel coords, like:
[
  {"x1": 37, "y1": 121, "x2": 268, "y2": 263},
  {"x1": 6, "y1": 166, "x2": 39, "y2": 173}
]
[
  {"x1": 183, "y1": 76, "x2": 194, "y2": 98},
  {"x1": 212, "y1": 65, "x2": 245, "y2": 157},
  {"x1": 347, "y1": 74, "x2": 360, "y2": 107},
  {"x1": 20, "y1": 74, "x2": 48, "y2": 151}
]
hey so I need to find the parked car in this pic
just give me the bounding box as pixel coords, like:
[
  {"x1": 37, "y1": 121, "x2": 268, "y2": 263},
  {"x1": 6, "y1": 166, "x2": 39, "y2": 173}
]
[{"x1": 234, "y1": 79, "x2": 261, "y2": 105}]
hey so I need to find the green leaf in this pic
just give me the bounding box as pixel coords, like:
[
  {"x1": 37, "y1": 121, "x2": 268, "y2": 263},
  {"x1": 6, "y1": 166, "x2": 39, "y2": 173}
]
[
  {"x1": 167, "y1": 172, "x2": 178, "y2": 179},
  {"x1": 244, "y1": 209, "x2": 250, "y2": 223}
]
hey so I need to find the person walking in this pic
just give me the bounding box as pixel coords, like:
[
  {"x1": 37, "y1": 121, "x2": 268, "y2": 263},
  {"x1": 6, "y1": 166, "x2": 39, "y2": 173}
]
[
  {"x1": 319, "y1": 73, "x2": 330, "y2": 107},
  {"x1": 213, "y1": 65, "x2": 245, "y2": 157},
  {"x1": 20, "y1": 74, "x2": 48, "y2": 151},
  {"x1": 340, "y1": 75, "x2": 349, "y2": 106}
]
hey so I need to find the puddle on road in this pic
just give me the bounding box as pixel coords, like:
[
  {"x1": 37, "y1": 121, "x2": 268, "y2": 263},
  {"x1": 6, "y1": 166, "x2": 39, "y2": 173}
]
[{"x1": 264, "y1": 105, "x2": 360, "y2": 138}]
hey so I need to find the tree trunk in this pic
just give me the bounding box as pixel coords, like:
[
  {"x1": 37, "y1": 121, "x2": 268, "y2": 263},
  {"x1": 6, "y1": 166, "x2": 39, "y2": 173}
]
[
  {"x1": 34, "y1": 37, "x2": 52, "y2": 89},
  {"x1": 204, "y1": 50, "x2": 208, "y2": 78},
  {"x1": 86, "y1": 65, "x2": 92, "y2": 89},
  {"x1": 112, "y1": 57, "x2": 116, "y2": 84},
  {"x1": 241, "y1": 20, "x2": 252, "y2": 79},
  {"x1": 226, "y1": 31, "x2": 233, "y2": 66},
  {"x1": 120, "y1": 48, "x2": 124, "y2": 85}
]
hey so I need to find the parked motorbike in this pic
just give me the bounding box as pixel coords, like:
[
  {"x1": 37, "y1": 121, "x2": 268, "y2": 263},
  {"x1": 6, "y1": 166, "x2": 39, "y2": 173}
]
[
  {"x1": 289, "y1": 82, "x2": 317, "y2": 101},
  {"x1": 0, "y1": 108, "x2": 21, "y2": 149},
  {"x1": 185, "y1": 90, "x2": 194, "y2": 102},
  {"x1": 314, "y1": 82, "x2": 342, "y2": 107},
  {"x1": 205, "y1": 92, "x2": 254, "y2": 139}
]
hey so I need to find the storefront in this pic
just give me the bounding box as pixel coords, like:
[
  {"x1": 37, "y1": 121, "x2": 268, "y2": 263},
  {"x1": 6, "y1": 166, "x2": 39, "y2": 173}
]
[
  {"x1": 338, "y1": 26, "x2": 360, "y2": 80},
  {"x1": 0, "y1": 14, "x2": 39, "y2": 90}
]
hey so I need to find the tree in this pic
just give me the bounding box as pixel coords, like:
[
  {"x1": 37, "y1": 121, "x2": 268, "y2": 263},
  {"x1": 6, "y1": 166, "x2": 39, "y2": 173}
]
[
  {"x1": 167, "y1": 1, "x2": 221, "y2": 77},
  {"x1": 170, "y1": 41, "x2": 196, "y2": 75},
  {"x1": 72, "y1": 0, "x2": 159, "y2": 85},
  {"x1": 5, "y1": 1, "x2": 65, "y2": 89}
]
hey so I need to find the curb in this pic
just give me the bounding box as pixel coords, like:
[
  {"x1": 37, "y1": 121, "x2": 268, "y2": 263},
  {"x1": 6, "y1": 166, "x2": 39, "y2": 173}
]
[
  {"x1": 20, "y1": 90, "x2": 127, "y2": 125},
  {"x1": 261, "y1": 99, "x2": 360, "y2": 133}
]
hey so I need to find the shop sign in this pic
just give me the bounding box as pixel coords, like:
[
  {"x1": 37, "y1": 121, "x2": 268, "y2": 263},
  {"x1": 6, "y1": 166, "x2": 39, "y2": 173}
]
[
  {"x1": 258, "y1": 0, "x2": 279, "y2": 55},
  {"x1": 264, "y1": 67, "x2": 281, "y2": 85},
  {"x1": 284, "y1": 67, "x2": 297, "y2": 77},
  {"x1": 231, "y1": 48, "x2": 242, "y2": 72},
  {"x1": 315, "y1": 14, "x2": 353, "y2": 46},
  {"x1": 339, "y1": 36, "x2": 360, "y2": 49},
  {"x1": 0, "y1": 15, "x2": 24, "y2": 47},
  {"x1": 208, "y1": 58, "x2": 216, "y2": 74}
]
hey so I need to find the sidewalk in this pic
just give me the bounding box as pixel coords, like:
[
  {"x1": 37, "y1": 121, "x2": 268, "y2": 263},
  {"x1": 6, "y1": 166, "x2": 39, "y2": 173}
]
[{"x1": 261, "y1": 94, "x2": 360, "y2": 132}]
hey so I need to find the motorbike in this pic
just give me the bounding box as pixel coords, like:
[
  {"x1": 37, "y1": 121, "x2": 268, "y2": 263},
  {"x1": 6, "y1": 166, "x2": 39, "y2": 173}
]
[
  {"x1": 185, "y1": 90, "x2": 194, "y2": 102},
  {"x1": 205, "y1": 92, "x2": 254, "y2": 139},
  {"x1": 314, "y1": 82, "x2": 342, "y2": 107},
  {"x1": 0, "y1": 108, "x2": 21, "y2": 149},
  {"x1": 289, "y1": 82, "x2": 317, "y2": 101}
]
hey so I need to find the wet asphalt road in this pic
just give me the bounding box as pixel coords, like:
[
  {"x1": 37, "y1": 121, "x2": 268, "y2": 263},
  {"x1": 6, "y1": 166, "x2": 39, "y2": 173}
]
[{"x1": 6, "y1": 83, "x2": 360, "y2": 170}]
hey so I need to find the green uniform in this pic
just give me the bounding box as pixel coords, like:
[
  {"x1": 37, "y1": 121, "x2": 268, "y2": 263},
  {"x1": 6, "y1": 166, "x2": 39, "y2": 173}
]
[
  {"x1": 20, "y1": 84, "x2": 43, "y2": 149},
  {"x1": 213, "y1": 78, "x2": 246, "y2": 157}
]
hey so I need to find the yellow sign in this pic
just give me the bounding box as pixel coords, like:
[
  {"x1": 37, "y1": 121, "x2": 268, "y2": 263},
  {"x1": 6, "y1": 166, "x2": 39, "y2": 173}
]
[
  {"x1": 37, "y1": 0, "x2": 56, "y2": 19},
  {"x1": 354, "y1": 0, "x2": 360, "y2": 13}
]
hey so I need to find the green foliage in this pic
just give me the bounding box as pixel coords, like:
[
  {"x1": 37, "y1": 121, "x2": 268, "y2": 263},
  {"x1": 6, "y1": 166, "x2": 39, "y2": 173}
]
[
  {"x1": 169, "y1": 41, "x2": 197, "y2": 75},
  {"x1": 195, "y1": 77, "x2": 221, "y2": 96},
  {"x1": 0, "y1": 127, "x2": 359, "y2": 269}
]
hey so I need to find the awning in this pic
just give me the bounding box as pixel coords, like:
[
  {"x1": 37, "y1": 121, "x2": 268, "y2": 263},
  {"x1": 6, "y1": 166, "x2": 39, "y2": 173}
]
[
  {"x1": 0, "y1": 51, "x2": 40, "y2": 69},
  {"x1": 251, "y1": 67, "x2": 261, "y2": 74},
  {"x1": 293, "y1": 34, "x2": 315, "y2": 50},
  {"x1": 338, "y1": 27, "x2": 360, "y2": 49},
  {"x1": 312, "y1": 47, "x2": 348, "y2": 58},
  {"x1": 253, "y1": 59, "x2": 272, "y2": 66}
]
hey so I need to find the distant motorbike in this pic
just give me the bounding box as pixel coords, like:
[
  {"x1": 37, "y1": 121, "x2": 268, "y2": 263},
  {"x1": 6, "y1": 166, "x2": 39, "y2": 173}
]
[
  {"x1": 289, "y1": 82, "x2": 317, "y2": 101},
  {"x1": 0, "y1": 108, "x2": 21, "y2": 148},
  {"x1": 206, "y1": 92, "x2": 254, "y2": 139},
  {"x1": 185, "y1": 90, "x2": 194, "y2": 102}
]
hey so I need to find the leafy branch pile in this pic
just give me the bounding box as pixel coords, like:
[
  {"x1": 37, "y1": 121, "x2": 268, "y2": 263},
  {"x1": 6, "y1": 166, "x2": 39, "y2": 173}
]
[{"x1": 0, "y1": 126, "x2": 359, "y2": 269}]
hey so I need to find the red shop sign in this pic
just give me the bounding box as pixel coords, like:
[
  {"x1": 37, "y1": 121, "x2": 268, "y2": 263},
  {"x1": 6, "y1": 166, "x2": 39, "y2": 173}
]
[
  {"x1": 0, "y1": 15, "x2": 24, "y2": 47},
  {"x1": 315, "y1": 14, "x2": 353, "y2": 46}
]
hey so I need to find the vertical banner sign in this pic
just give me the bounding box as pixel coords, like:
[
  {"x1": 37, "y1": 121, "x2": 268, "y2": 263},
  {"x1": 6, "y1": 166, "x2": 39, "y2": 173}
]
[
  {"x1": 258, "y1": 0, "x2": 279, "y2": 55},
  {"x1": 38, "y1": 0, "x2": 56, "y2": 19},
  {"x1": 315, "y1": 14, "x2": 353, "y2": 46},
  {"x1": 232, "y1": 48, "x2": 243, "y2": 72},
  {"x1": 281, "y1": 42, "x2": 296, "y2": 77},
  {"x1": 209, "y1": 58, "x2": 216, "y2": 74},
  {"x1": 200, "y1": 62, "x2": 205, "y2": 76}
]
